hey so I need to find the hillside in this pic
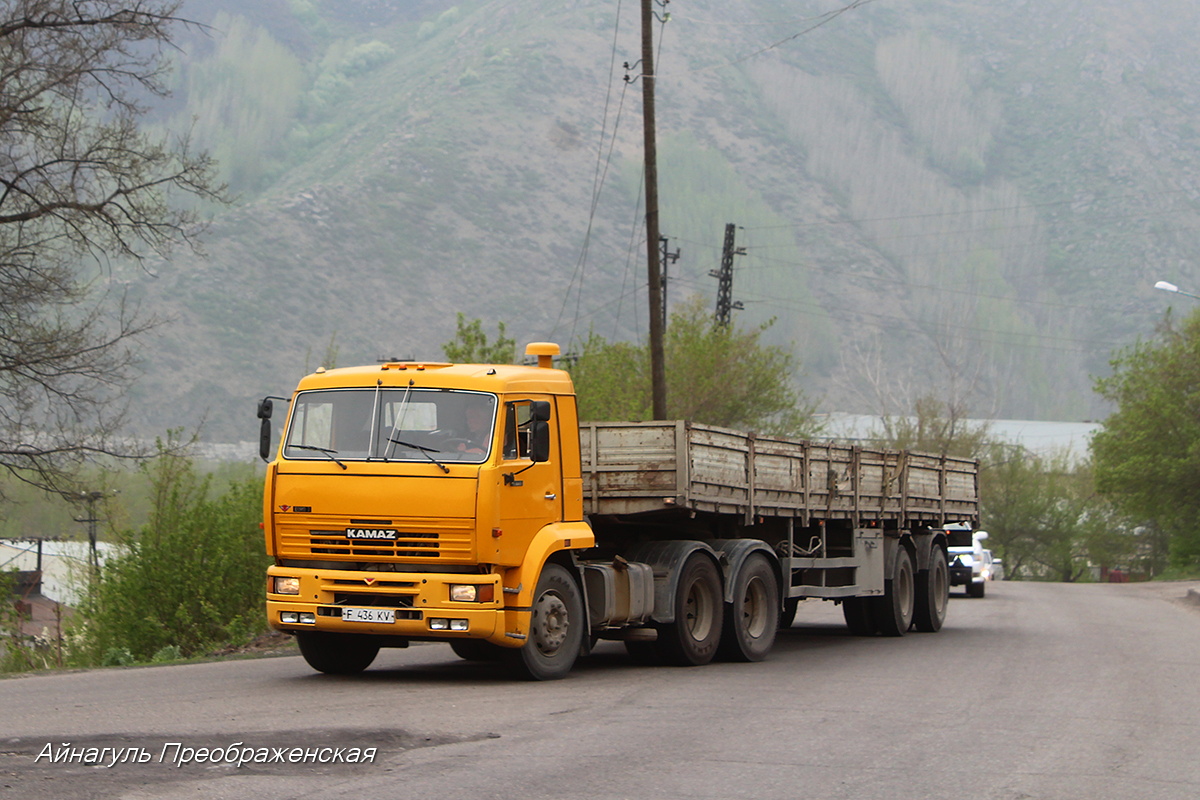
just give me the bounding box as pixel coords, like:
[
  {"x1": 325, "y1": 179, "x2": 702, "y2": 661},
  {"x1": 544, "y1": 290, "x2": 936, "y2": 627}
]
[{"x1": 108, "y1": 0, "x2": 1200, "y2": 441}]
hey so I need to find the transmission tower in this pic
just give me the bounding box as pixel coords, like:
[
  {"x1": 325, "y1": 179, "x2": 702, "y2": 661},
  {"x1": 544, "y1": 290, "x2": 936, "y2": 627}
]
[{"x1": 709, "y1": 223, "x2": 744, "y2": 326}]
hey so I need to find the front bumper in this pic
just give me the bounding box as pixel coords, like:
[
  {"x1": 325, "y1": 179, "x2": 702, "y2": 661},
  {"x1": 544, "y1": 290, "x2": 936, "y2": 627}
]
[
  {"x1": 266, "y1": 565, "x2": 519, "y2": 645},
  {"x1": 949, "y1": 566, "x2": 977, "y2": 586}
]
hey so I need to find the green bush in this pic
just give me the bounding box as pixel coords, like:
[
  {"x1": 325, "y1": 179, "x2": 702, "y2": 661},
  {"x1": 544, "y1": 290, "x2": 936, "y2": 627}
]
[{"x1": 74, "y1": 438, "x2": 269, "y2": 664}]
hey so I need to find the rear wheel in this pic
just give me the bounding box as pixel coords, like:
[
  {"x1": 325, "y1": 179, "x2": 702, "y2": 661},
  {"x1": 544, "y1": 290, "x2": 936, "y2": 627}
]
[
  {"x1": 779, "y1": 597, "x2": 800, "y2": 630},
  {"x1": 913, "y1": 545, "x2": 950, "y2": 632},
  {"x1": 505, "y1": 563, "x2": 584, "y2": 680},
  {"x1": 656, "y1": 554, "x2": 723, "y2": 666},
  {"x1": 296, "y1": 631, "x2": 380, "y2": 675},
  {"x1": 872, "y1": 547, "x2": 915, "y2": 637},
  {"x1": 718, "y1": 554, "x2": 779, "y2": 662},
  {"x1": 841, "y1": 596, "x2": 877, "y2": 636},
  {"x1": 967, "y1": 579, "x2": 986, "y2": 598}
]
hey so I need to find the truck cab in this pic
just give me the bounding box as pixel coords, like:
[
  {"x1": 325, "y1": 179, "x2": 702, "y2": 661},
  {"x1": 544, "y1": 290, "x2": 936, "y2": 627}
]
[{"x1": 259, "y1": 344, "x2": 595, "y2": 679}]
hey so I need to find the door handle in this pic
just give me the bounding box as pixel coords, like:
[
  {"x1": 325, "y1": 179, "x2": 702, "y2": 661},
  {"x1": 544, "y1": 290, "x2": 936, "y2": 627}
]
[{"x1": 544, "y1": 493, "x2": 557, "y2": 500}]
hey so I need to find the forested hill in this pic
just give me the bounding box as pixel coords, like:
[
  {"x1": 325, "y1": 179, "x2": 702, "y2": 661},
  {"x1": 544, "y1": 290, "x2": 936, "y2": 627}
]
[{"x1": 118, "y1": 0, "x2": 1200, "y2": 441}]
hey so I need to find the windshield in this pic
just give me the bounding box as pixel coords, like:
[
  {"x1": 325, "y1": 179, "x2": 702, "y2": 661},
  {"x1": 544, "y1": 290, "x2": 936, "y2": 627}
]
[{"x1": 283, "y1": 388, "x2": 497, "y2": 464}]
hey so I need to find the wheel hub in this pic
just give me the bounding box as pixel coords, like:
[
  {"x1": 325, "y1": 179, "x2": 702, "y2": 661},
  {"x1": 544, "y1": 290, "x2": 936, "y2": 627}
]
[{"x1": 532, "y1": 592, "x2": 570, "y2": 653}]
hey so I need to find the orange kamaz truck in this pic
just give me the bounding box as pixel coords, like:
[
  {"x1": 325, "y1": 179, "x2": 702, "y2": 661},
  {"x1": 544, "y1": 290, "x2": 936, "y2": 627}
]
[{"x1": 259, "y1": 343, "x2": 979, "y2": 680}]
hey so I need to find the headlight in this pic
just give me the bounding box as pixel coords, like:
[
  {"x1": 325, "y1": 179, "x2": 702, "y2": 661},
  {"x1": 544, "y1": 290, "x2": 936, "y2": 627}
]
[
  {"x1": 272, "y1": 576, "x2": 301, "y2": 595},
  {"x1": 450, "y1": 583, "x2": 494, "y2": 602}
]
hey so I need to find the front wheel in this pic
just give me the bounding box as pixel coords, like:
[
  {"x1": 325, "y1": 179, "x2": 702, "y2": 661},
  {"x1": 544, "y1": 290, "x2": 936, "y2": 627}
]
[
  {"x1": 296, "y1": 631, "x2": 380, "y2": 675},
  {"x1": 505, "y1": 563, "x2": 584, "y2": 680}
]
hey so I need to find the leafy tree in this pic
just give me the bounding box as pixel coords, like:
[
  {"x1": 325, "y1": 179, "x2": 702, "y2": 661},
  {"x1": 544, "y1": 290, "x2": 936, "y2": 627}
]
[
  {"x1": 1092, "y1": 311, "x2": 1200, "y2": 570},
  {"x1": 568, "y1": 297, "x2": 820, "y2": 436},
  {"x1": 977, "y1": 447, "x2": 1051, "y2": 578},
  {"x1": 76, "y1": 436, "x2": 267, "y2": 663},
  {"x1": 980, "y1": 451, "x2": 1140, "y2": 581},
  {"x1": 0, "y1": 0, "x2": 224, "y2": 498},
  {"x1": 875, "y1": 394, "x2": 992, "y2": 459},
  {"x1": 441, "y1": 313, "x2": 516, "y2": 364}
]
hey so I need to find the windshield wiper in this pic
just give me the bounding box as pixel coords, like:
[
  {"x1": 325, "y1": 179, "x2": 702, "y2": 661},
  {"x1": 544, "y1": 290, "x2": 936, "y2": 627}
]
[
  {"x1": 290, "y1": 444, "x2": 348, "y2": 470},
  {"x1": 382, "y1": 379, "x2": 416, "y2": 461},
  {"x1": 388, "y1": 438, "x2": 450, "y2": 473}
]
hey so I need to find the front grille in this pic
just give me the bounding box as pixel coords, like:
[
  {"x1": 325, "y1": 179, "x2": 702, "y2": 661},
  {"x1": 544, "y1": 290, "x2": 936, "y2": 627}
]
[
  {"x1": 331, "y1": 592, "x2": 415, "y2": 608},
  {"x1": 329, "y1": 578, "x2": 417, "y2": 590},
  {"x1": 311, "y1": 530, "x2": 438, "y2": 558},
  {"x1": 276, "y1": 519, "x2": 475, "y2": 562}
]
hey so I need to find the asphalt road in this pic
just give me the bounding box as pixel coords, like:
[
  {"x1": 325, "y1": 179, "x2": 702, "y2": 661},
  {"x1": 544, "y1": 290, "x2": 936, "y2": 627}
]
[{"x1": 2, "y1": 580, "x2": 1199, "y2": 800}]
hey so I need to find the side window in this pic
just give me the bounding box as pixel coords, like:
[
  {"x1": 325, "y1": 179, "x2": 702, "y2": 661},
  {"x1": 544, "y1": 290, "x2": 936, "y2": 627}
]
[{"x1": 502, "y1": 401, "x2": 536, "y2": 460}]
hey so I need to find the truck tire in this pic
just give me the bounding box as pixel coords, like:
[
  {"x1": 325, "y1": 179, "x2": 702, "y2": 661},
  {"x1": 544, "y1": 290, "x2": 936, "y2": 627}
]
[
  {"x1": 505, "y1": 563, "x2": 583, "y2": 681},
  {"x1": 296, "y1": 631, "x2": 380, "y2": 675},
  {"x1": 841, "y1": 596, "x2": 877, "y2": 636},
  {"x1": 656, "y1": 553, "x2": 724, "y2": 666},
  {"x1": 872, "y1": 547, "x2": 914, "y2": 637},
  {"x1": 718, "y1": 553, "x2": 779, "y2": 662},
  {"x1": 779, "y1": 597, "x2": 800, "y2": 629},
  {"x1": 967, "y1": 579, "x2": 986, "y2": 598},
  {"x1": 449, "y1": 639, "x2": 504, "y2": 661},
  {"x1": 913, "y1": 545, "x2": 950, "y2": 632}
]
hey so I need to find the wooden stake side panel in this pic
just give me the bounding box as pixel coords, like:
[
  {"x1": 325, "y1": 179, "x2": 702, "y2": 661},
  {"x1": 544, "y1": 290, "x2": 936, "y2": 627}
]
[{"x1": 579, "y1": 421, "x2": 979, "y2": 524}]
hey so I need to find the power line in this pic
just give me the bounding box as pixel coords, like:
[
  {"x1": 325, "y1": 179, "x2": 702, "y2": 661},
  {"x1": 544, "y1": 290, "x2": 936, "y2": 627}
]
[{"x1": 741, "y1": 187, "x2": 1200, "y2": 232}]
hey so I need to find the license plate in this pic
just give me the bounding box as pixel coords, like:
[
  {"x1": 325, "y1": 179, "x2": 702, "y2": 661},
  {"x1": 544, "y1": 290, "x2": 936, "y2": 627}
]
[{"x1": 342, "y1": 607, "x2": 395, "y2": 624}]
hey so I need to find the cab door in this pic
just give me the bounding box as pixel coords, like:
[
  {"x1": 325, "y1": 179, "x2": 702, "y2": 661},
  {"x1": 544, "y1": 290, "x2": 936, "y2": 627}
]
[{"x1": 493, "y1": 397, "x2": 562, "y2": 565}]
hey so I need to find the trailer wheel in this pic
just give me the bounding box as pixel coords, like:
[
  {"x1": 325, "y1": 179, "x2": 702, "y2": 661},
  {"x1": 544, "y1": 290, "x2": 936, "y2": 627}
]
[
  {"x1": 449, "y1": 639, "x2": 504, "y2": 661},
  {"x1": 841, "y1": 597, "x2": 877, "y2": 636},
  {"x1": 657, "y1": 554, "x2": 724, "y2": 666},
  {"x1": 296, "y1": 631, "x2": 380, "y2": 675},
  {"x1": 913, "y1": 546, "x2": 950, "y2": 632},
  {"x1": 505, "y1": 563, "x2": 583, "y2": 681},
  {"x1": 779, "y1": 597, "x2": 800, "y2": 629},
  {"x1": 872, "y1": 547, "x2": 915, "y2": 637},
  {"x1": 718, "y1": 553, "x2": 779, "y2": 662}
]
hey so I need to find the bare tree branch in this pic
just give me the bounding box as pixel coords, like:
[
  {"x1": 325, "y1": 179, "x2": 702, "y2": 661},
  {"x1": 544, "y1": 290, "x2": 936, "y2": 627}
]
[{"x1": 0, "y1": 0, "x2": 226, "y2": 499}]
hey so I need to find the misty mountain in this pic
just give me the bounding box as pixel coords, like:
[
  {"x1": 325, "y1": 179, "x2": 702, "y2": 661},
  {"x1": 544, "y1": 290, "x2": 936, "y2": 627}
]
[{"x1": 112, "y1": 0, "x2": 1200, "y2": 441}]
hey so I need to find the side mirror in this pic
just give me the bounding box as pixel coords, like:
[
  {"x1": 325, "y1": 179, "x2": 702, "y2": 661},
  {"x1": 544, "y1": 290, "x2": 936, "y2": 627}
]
[
  {"x1": 530, "y1": 400, "x2": 551, "y2": 422},
  {"x1": 259, "y1": 418, "x2": 272, "y2": 462},
  {"x1": 257, "y1": 398, "x2": 273, "y2": 420},
  {"x1": 530, "y1": 420, "x2": 550, "y2": 463}
]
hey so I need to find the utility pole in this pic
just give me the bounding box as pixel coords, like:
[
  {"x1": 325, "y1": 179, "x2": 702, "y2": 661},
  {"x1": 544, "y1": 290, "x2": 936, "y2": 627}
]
[
  {"x1": 640, "y1": 0, "x2": 667, "y2": 419},
  {"x1": 659, "y1": 235, "x2": 680, "y2": 328},
  {"x1": 710, "y1": 222, "x2": 745, "y2": 326},
  {"x1": 73, "y1": 490, "x2": 113, "y2": 580}
]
